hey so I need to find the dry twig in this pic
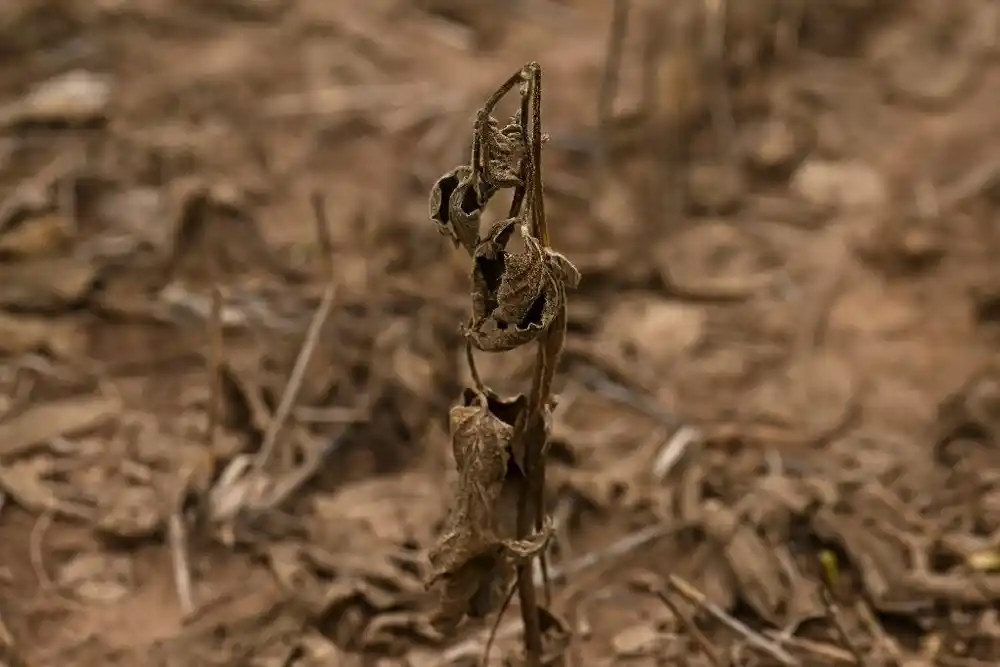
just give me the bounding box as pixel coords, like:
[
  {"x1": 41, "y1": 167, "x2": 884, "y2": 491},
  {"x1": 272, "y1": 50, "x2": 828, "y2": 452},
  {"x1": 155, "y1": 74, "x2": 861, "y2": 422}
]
[
  {"x1": 253, "y1": 195, "x2": 338, "y2": 472},
  {"x1": 168, "y1": 507, "x2": 196, "y2": 618},
  {"x1": 636, "y1": 575, "x2": 726, "y2": 667},
  {"x1": 668, "y1": 573, "x2": 799, "y2": 666}
]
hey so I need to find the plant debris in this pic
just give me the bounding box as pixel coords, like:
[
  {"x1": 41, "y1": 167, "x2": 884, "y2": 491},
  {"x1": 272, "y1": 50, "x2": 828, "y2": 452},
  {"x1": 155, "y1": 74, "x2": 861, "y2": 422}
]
[
  {"x1": 2, "y1": 2, "x2": 1000, "y2": 667},
  {"x1": 424, "y1": 62, "x2": 579, "y2": 667}
]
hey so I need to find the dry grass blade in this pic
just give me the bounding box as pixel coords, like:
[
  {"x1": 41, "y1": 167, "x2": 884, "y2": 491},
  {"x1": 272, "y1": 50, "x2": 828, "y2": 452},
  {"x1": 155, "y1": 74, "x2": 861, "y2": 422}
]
[
  {"x1": 668, "y1": 574, "x2": 799, "y2": 666},
  {"x1": 253, "y1": 195, "x2": 338, "y2": 472},
  {"x1": 635, "y1": 574, "x2": 726, "y2": 667},
  {"x1": 167, "y1": 509, "x2": 196, "y2": 618}
]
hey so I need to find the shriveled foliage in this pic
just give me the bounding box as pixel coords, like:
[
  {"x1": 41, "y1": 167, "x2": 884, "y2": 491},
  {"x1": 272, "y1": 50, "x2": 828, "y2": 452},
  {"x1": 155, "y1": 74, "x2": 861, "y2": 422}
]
[{"x1": 425, "y1": 63, "x2": 579, "y2": 666}]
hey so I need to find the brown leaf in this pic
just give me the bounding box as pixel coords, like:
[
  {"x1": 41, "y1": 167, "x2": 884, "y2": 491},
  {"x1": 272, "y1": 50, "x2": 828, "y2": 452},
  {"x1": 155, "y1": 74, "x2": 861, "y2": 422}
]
[
  {"x1": 491, "y1": 231, "x2": 549, "y2": 328},
  {"x1": 429, "y1": 387, "x2": 521, "y2": 569},
  {"x1": 427, "y1": 386, "x2": 552, "y2": 633},
  {"x1": 544, "y1": 247, "x2": 581, "y2": 291},
  {"x1": 467, "y1": 227, "x2": 579, "y2": 353},
  {"x1": 470, "y1": 216, "x2": 519, "y2": 325},
  {"x1": 0, "y1": 395, "x2": 118, "y2": 461},
  {"x1": 479, "y1": 115, "x2": 526, "y2": 189},
  {"x1": 0, "y1": 212, "x2": 73, "y2": 259},
  {"x1": 0, "y1": 256, "x2": 99, "y2": 309},
  {"x1": 427, "y1": 165, "x2": 496, "y2": 255}
]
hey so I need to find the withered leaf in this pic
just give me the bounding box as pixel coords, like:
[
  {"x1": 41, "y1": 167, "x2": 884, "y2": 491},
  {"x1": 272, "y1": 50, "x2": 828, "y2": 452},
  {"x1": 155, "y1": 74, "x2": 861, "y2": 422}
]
[
  {"x1": 470, "y1": 216, "x2": 519, "y2": 325},
  {"x1": 0, "y1": 256, "x2": 99, "y2": 309},
  {"x1": 479, "y1": 115, "x2": 525, "y2": 189},
  {"x1": 0, "y1": 212, "x2": 73, "y2": 259},
  {"x1": 428, "y1": 386, "x2": 553, "y2": 633},
  {"x1": 430, "y1": 387, "x2": 525, "y2": 574},
  {"x1": 545, "y1": 248, "x2": 582, "y2": 290},
  {"x1": 427, "y1": 165, "x2": 497, "y2": 255},
  {"x1": 467, "y1": 227, "x2": 580, "y2": 353},
  {"x1": 0, "y1": 395, "x2": 118, "y2": 461},
  {"x1": 492, "y1": 231, "x2": 549, "y2": 327}
]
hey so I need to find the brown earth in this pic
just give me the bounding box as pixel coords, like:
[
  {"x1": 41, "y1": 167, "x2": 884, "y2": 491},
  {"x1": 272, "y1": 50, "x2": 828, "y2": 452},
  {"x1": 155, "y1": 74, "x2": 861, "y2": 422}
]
[{"x1": 2, "y1": 0, "x2": 1000, "y2": 665}]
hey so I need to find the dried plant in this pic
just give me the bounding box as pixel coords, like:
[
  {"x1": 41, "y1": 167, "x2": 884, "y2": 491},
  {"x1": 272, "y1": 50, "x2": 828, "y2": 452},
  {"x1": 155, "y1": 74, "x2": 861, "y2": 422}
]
[{"x1": 426, "y1": 62, "x2": 580, "y2": 666}]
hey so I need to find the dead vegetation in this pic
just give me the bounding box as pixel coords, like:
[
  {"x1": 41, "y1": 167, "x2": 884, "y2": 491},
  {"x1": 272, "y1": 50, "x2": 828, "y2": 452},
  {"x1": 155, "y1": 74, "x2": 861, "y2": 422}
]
[
  {"x1": 425, "y1": 63, "x2": 579, "y2": 666},
  {"x1": 2, "y1": 0, "x2": 1000, "y2": 666}
]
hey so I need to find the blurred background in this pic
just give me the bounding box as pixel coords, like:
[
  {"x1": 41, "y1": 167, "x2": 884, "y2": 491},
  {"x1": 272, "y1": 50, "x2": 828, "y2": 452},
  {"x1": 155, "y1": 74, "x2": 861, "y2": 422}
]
[{"x1": 2, "y1": 1, "x2": 1000, "y2": 666}]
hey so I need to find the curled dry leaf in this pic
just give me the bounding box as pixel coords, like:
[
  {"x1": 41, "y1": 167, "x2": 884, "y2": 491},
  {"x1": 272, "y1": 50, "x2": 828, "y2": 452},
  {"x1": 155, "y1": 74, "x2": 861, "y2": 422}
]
[
  {"x1": 470, "y1": 216, "x2": 519, "y2": 325},
  {"x1": 428, "y1": 165, "x2": 497, "y2": 255},
  {"x1": 467, "y1": 221, "x2": 580, "y2": 353},
  {"x1": 479, "y1": 114, "x2": 526, "y2": 189},
  {"x1": 427, "y1": 386, "x2": 551, "y2": 633}
]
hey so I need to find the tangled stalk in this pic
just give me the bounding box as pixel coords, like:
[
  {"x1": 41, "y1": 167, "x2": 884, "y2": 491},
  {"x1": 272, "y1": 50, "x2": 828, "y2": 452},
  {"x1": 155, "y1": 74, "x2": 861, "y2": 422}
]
[{"x1": 425, "y1": 63, "x2": 580, "y2": 666}]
